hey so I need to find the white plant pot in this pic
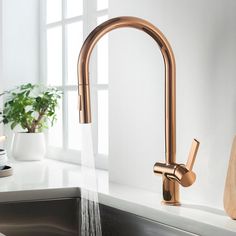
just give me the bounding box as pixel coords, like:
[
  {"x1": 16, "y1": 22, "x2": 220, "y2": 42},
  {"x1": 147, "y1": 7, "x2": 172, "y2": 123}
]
[
  {"x1": 12, "y1": 132, "x2": 46, "y2": 161},
  {"x1": 0, "y1": 149, "x2": 7, "y2": 170}
]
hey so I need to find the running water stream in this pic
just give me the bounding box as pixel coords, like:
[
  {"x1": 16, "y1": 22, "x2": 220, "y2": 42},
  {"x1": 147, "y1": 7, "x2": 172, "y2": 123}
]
[{"x1": 80, "y1": 124, "x2": 102, "y2": 236}]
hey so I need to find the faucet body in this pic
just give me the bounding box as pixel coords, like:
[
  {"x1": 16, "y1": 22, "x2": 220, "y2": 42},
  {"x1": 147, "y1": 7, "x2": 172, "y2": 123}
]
[{"x1": 77, "y1": 16, "x2": 199, "y2": 205}]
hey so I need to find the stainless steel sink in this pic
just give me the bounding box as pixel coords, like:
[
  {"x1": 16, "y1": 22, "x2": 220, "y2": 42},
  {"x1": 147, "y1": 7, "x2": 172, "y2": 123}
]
[
  {"x1": 0, "y1": 198, "x2": 198, "y2": 236},
  {"x1": 0, "y1": 198, "x2": 79, "y2": 236}
]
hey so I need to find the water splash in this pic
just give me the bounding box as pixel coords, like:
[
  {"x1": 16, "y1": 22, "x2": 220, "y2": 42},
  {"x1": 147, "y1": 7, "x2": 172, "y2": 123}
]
[{"x1": 80, "y1": 124, "x2": 102, "y2": 236}]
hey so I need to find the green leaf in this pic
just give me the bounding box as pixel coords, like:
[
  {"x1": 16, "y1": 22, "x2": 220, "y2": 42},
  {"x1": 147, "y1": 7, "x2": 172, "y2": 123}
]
[
  {"x1": 0, "y1": 83, "x2": 61, "y2": 132},
  {"x1": 10, "y1": 122, "x2": 18, "y2": 130}
]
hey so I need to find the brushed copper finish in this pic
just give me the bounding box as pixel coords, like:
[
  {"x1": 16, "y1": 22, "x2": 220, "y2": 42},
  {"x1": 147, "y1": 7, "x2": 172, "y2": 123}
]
[
  {"x1": 77, "y1": 16, "x2": 200, "y2": 205},
  {"x1": 186, "y1": 138, "x2": 200, "y2": 170},
  {"x1": 78, "y1": 85, "x2": 91, "y2": 124}
]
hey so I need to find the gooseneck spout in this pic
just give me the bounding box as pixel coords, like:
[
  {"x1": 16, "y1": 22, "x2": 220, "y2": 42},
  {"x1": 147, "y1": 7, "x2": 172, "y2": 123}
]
[
  {"x1": 78, "y1": 16, "x2": 176, "y2": 164},
  {"x1": 77, "y1": 16, "x2": 200, "y2": 205}
]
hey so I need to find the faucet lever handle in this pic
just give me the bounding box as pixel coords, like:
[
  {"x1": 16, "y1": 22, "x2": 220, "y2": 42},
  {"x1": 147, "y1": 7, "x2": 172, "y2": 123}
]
[{"x1": 186, "y1": 139, "x2": 200, "y2": 171}]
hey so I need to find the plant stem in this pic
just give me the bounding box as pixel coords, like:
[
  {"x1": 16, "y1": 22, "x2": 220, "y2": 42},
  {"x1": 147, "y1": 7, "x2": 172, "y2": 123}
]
[{"x1": 29, "y1": 111, "x2": 45, "y2": 133}]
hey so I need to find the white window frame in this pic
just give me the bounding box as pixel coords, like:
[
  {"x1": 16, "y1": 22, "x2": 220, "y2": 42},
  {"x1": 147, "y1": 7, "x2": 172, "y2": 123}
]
[{"x1": 39, "y1": 0, "x2": 109, "y2": 169}]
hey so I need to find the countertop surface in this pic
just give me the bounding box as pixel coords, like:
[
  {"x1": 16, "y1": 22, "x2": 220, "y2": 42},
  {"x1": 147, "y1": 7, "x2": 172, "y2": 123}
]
[{"x1": 0, "y1": 159, "x2": 236, "y2": 236}]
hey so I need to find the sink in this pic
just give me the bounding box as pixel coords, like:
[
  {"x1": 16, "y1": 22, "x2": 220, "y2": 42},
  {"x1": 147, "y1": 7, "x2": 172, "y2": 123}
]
[
  {"x1": 0, "y1": 198, "x2": 78, "y2": 236},
  {"x1": 0, "y1": 197, "x2": 198, "y2": 236}
]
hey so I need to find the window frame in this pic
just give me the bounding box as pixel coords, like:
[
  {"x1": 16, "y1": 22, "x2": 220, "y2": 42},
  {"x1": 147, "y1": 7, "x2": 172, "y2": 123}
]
[{"x1": 39, "y1": 0, "x2": 109, "y2": 170}]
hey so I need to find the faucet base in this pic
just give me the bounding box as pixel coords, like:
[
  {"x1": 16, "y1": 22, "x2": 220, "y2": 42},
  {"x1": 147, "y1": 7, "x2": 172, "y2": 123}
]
[
  {"x1": 162, "y1": 176, "x2": 180, "y2": 205},
  {"x1": 162, "y1": 201, "x2": 181, "y2": 206}
]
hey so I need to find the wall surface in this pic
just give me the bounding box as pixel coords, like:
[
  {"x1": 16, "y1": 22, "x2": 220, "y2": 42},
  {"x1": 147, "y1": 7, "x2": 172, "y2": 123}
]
[
  {"x1": 2, "y1": 0, "x2": 39, "y2": 89},
  {"x1": 1, "y1": 0, "x2": 40, "y2": 152},
  {"x1": 108, "y1": 0, "x2": 236, "y2": 209}
]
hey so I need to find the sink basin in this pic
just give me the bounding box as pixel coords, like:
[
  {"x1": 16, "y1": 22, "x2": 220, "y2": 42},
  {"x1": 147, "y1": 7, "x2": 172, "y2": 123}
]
[
  {"x1": 0, "y1": 197, "x2": 197, "y2": 236},
  {"x1": 0, "y1": 198, "x2": 78, "y2": 236}
]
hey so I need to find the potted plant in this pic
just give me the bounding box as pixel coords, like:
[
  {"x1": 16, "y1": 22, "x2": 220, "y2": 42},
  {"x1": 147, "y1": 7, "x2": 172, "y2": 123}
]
[{"x1": 0, "y1": 83, "x2": 61, "y2": 161}]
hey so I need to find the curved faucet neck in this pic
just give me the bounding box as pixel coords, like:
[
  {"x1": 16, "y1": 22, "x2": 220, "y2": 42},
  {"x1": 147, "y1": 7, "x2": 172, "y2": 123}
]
[{"x1": 78, "y1": 16, "x2": 176, "y2": 164}]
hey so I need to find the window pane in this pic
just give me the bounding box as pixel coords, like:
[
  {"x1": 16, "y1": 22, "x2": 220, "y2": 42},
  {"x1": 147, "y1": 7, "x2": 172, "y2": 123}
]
[
  {"x1": 97, "y1": 15, "x2": 108, "y2": 84},
  {"x1": 48, "y1": 96, "x2": 63, "y2": 147},
  {"x1": 66, "y1": 0, "x2": 83, "y2": 18},
  {"x1": 47, "y1": 26, "x2": 62, "y2": 86},
  {"x1": 47, "y1": 0, "x2": 62, "y2": 24},
  {"x1": 98, "y1": 90, "x2": 108, "y2": 155},
  {"x1": 67, "y1": 21, "x2": 83, "y2": 85},
  {"x1": 97, "y1": 15, "x2": 108, "y2": 25},
  {"x1": 68, "y1": 91, "x2": 81, "y2": 150},
  {"x1": 97, "y1": 0, "x2": 108, "y2": 10}
]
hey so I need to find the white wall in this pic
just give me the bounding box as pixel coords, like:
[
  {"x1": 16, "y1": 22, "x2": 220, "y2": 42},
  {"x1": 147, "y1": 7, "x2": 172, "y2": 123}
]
[
  {"x1": 109, "y1": 0, "x2": 236, "y2": 209},
  {"x1": 2, "y1": 0, "x2": 40, "y2": 89},
  {"x1": 1, "y1": 0, "x2": 40, "y2": 152}
]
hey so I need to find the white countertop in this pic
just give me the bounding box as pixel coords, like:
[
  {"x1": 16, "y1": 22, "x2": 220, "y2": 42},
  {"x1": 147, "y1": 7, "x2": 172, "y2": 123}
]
[{"x1": 0, "y1": 159, "x2": 236, "y2": 236}]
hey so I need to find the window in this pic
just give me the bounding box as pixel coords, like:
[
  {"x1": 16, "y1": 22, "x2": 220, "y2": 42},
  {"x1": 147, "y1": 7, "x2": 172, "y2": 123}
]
[{"x1": 40, "y1": 0, "x2": 109, "y2": 169}]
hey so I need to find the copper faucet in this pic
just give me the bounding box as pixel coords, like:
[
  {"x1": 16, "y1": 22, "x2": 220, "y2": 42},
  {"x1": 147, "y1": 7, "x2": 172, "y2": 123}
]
[{"x1": 77, "y1": 16, "x2": 200, "y2": 205}]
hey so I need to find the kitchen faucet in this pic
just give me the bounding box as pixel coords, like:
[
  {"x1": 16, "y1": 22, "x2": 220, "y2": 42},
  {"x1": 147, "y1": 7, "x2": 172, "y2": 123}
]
[{"x1": 77, "y1": 16, "x2": 200, "y2": 205}]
